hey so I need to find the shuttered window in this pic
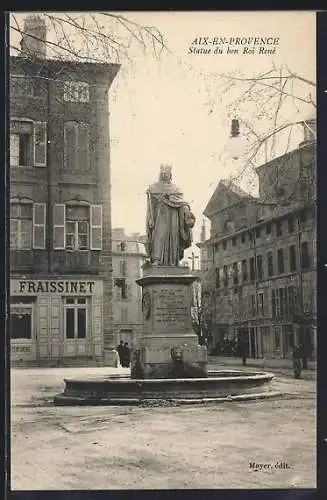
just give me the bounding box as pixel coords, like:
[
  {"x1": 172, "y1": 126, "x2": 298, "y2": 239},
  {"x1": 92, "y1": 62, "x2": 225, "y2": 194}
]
[
  {"x1": 10, "y1": 120, "x2": 47, "y2": 167},
  {"x1": 34, "y1": 122, "x2": 47, "y2": 166},
  {"x1": 119, "y1": 260, "x2": 128, "y2": 276},
  {"x1": 53, "y1": 203, "x2": 102, "y2": 250},
  {"x1": 10, "y1": 202, "x2": 46, "y2": 249},
  {"x1": 64, "y1": 121, "x2": 89, "y2": 171},
  {"x1": 90, "y1": 205, "x2": 103, "y2": 250},
  {"x1": 33, "y1": 203, "x2": 46, "y2": 249},
  {"x1": 53, "y1": 204, "x2": 66, "y2": 249}
]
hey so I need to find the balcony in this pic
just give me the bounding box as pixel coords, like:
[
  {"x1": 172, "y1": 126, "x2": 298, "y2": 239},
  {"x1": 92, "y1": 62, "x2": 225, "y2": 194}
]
[
  {"x1": 10, "y1": 250, "x2": 102, "y2": 275},
  {"x1": 51, "y1": 250, "x2": 101, "y2": 274},
  {"x1": 10, "y1": 250, "x2": 48, "y2": 273}
]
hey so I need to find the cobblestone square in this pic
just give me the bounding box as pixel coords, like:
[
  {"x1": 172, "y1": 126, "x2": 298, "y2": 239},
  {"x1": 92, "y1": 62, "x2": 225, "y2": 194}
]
[{"x1": 10, "y1": 367, "x2": 316, "y2": 490}]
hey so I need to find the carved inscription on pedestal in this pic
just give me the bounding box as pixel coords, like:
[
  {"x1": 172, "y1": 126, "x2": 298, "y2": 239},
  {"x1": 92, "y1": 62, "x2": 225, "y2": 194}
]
[{"x1": 153, "y1": 287, "x2": 189, "y2": 330}]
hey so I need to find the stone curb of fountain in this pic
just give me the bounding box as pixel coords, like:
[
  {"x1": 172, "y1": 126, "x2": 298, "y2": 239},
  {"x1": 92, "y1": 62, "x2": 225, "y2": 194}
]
[
  {"x1": 208, "y1": 364, "x2": 316, "y2": 381},
  {"x1": 53, "y1": 390, "x2": 288, "y2": 407}
]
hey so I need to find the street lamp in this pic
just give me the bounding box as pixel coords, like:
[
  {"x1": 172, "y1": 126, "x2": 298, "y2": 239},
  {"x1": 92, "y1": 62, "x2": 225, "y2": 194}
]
[{"x1": 225, "y1": 118, "x2": 246, "y2": 160}]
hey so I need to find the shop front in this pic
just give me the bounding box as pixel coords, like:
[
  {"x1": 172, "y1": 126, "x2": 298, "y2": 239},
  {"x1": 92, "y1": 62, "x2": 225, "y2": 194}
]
[{"x1": 10, "y1": 278, "x2": 104, "y2": 363}]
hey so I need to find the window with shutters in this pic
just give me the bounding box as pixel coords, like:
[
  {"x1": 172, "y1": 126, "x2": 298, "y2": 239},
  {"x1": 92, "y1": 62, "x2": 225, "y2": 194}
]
[
  {"x1": 277, "y1": 248, "x2": 285, "y2": 274},
  {"x1": 64, "y1": 121, "x2": 90, "y2": 171},
  {"x1": 289, "y1": 245, "x2": 297, "y2": 272},
  {"x1": 256, "y1": 255, "x2": 263, "y2": 280},
  {"x1": 301, "y1": 241, "x2": 310, "y2": 269},
  {"x1": 274, "y1": 326, "x2": 281, "y2": 350},
  {"x1": 33, "y1": 204, "x2": 46, "y2": 249},
  {"x1": 90, "y1": 205, "x2": 102, "y2": 250},
  {"x1": 232, "y1": 262, "x2": 238, "y2": 285},
  {"x1": 271, "y1": 289, "x2": 276, "y2": 318},
  {"x1": 257, "y1": 292, "x2": 264, "y2": 316},
  {"x1": 223, "y1": 265, "x2": 228, "y2": 287},
  {"x1": 272, "y1": 289, "x2": 281, "y2": 317},
  {"x1": 276, "y1": 220, "x2": 282, "y2": 237},
  {"x1": 215, "y1": 268, "x2": 220, "y2": 288},
  {"x1": 287, "y1": 286, "x2": 297, "y2": 314},
  {"x1": 288, "y1": 215, "x2": 295, "y2": 233},
  {"x1": 267, "y1": 251, "x2": 274, "y2": 277},
  {"x1": 241, "y1": 260, "x2": 248, "y2": 282},
  {"x1": 66, "y1": 205, "x2": 89, "y2": 250},
  {"x1": 10, "y1": 202, "x2": 46, "y2": 250},
  {"x1": 63, "y1": 81, "x2": 90, "y2": 103},
  {"x1": 121, "y1": 281, "x2": 128, "y2": 300},
  {"x1": 279, "y1": 288, "x2": 285, "y2": 316},
  {"x1": 10, "y1": 119, "x2": 47, "y2": 167},
  {"x1": 249, "y1": 257, "x2": 255, "y2": 282},
  {"x1": 10, "y1": 75, "x2": 34, "y2": 97},
  {"x1": 119, "y1": 260, "x2": 128, "y2": 276},
  {"x1": 53, "y1": 203, "x2": 102, "y2": 250},
  {"x1": 249, "y1": 295, "x2": 256, "y2": 318},
  {"x1": 114, "y1": 279, "x2": 131, "y2": 301}
]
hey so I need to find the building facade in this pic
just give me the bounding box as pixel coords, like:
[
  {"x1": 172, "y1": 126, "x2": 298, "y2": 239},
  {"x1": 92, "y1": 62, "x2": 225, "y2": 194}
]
[
  {"x1": 112, "y1": 228, "x2": 146, "y2": 347},
  {"x1": 198, "y1": 126, "x2": 316, "y2": 360},
  {"x1": 9, "y1": 16, "x2": 120, "y2": 364}
]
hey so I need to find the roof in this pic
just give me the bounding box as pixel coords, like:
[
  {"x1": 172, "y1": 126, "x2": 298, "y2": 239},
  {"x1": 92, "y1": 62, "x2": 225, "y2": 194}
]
[
  {"x1": 10, "y1": 55, "x2": 120, "y2": 78},
  {"x1": 203, "y1": 179, "x2": 254, "y2": 217},
  {"x1": 112, "y1": 239, "x2": 146, "y2": 255}
]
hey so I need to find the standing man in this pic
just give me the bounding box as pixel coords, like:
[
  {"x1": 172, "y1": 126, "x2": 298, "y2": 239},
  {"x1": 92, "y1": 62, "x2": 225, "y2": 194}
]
[
  {"x1": 293, "y1": 345, "x2": 302, "y2": 379},
  {"x1": 238, "y1": 335, "x2": 248, "y2": 366},
  {"x1": 122, "y1": 342, "x2": 131, "y2": 368}
]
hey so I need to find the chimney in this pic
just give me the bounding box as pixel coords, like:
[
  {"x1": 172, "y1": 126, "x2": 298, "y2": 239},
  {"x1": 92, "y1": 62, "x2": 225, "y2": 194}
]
[
  {"x1": 230, "y1": 118, "x2": 240, "y2": 138},
  {"x1": 20, "y1": 15, "x2": 47, "y2": 59},
  {"x1": 299, "y1": 117, "x2": 316, "y2": 148},
  {"x1": 200, "y1": 219, "x2": 206, "y2": 243}
]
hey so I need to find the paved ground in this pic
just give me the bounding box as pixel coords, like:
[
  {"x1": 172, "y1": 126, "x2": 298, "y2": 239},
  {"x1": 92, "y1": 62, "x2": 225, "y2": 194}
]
[{"x1": 10, "y1": 367, "x2": 316, "y2": 490}]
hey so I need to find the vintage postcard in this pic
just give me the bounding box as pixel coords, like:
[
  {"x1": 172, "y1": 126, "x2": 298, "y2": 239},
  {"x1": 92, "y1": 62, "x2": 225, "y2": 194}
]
[{"x1": 7, "y1": 10, "x2": 316, "y2": 490}]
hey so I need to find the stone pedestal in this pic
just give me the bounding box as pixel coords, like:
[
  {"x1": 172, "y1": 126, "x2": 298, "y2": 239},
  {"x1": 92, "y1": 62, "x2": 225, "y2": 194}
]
[{"x1": 131, "y1": 265, "x2": 208, "y2": 379}]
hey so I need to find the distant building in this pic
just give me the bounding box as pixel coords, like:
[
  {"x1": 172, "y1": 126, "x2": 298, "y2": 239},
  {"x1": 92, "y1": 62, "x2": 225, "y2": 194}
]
[
  {"x1": 9, "y1": 16, "x2": 120, "y2": 364},
  {"x1": 111, "y1": 228, "x2": 146, "y2": 347},
  {"x1": 198, "y1": 122, "x2": 316, "y2": 360}
]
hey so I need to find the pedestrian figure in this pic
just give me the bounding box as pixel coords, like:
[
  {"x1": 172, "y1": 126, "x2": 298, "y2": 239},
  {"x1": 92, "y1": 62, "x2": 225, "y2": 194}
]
[
  {"x1": 117, "y1": 340, "x2": 124, "y2": 365},
  {"x1": 112, "y1": 349, "x2": 121, "y2": 368},
  {"x1": 300, "y1": 342, "x2": 308, "y2": 371},
  {"x1": 122, "y1": 342, "x2": 131, "y2": 368},
  {"x1": 238, "y1": 337, "x2": 248, "y2": 366},
  {"x1": 293, "y1": 345, "x2": 302, "y2": 379}
]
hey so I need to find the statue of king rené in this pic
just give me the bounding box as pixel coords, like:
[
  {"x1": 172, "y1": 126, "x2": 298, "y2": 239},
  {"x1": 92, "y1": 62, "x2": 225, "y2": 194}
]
[{"x1": 146, "y1": 165, "x2": 196, "y2": 266}]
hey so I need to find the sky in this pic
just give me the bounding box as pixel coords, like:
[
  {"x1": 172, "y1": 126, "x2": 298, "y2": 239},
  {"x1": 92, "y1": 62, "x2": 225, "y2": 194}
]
[{"x1": 9, "y1": 11, "x2": 316, "y2": 267}]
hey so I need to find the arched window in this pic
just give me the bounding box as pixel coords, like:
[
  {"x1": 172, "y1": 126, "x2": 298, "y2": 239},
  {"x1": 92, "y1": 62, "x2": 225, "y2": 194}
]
[
  {"x1": 53, "y1": 202, "x2": 102, "y2": 251},
  {"x1": 64, "y1": 121, "x2": 89, "y2": 171}
]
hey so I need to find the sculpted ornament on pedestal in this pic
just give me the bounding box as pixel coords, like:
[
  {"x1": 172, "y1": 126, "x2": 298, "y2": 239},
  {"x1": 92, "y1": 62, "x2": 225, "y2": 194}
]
[
  {"x1": 146, "y1": 165, "x2": 196, "y2": 266},
  {"x1": 142, "y1": 291, "x2": 151, "y2": 320}
]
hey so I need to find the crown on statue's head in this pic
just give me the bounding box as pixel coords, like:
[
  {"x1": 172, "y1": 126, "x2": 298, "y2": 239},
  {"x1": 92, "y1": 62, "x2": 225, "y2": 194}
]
[{"x1": 159, "y1": 164, "x2": 172, "y2": 182}]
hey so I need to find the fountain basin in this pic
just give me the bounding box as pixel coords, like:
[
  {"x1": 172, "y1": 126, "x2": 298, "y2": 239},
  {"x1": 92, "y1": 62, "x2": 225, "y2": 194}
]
[{"x1": 53, "y1": 370, "x2": 277, "y2": 406}]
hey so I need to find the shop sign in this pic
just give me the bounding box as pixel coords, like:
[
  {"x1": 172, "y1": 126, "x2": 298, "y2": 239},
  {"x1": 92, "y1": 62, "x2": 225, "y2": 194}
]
[{"x1": 12, "y1": 280, "x2": 97, "y2": 295}]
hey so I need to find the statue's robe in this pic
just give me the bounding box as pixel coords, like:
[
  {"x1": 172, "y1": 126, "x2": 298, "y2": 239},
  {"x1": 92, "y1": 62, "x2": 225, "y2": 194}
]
[{"x1": 146, "y1": 181, "x2": 195, "y2": 266}]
